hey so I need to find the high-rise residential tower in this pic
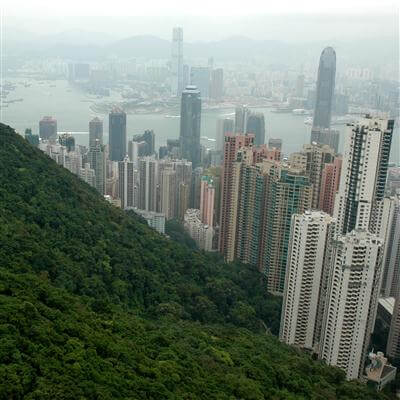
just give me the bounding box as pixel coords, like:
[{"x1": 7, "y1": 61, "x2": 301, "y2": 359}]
[
  {"x1": 160, "y1": 168, "x2": 177, "y2": 220},
  {"x1": 200, "y1": 175, "x2": 215, "y2": 227},
  {"x1": 89, "y1": 117, "x2": 103, "y2": 148},
  {"x1": 333, "y1": 117, "x2": 394, "y2": 235},
  {"x1": 109, "y1": 108, "x2": 127, "y2": 162},
  {"x1": 289, "y1": 143, "x2": 336, "y2": 210},
  {"x1": 218, "y1": 133, "x2": 254, "y2": 257},
  {"x1": 280, "y1": 211, "x2": 336, "y2": 350},
  {"x1": 319, "y1": 157, "x2": 342, "y2": 215},
  {"x1": 379, "y1": 195, "x2": 400, "y2": 298},
  {"x1": 88, "y1": 139, "x2": 105, "y2": 195},
  {"x1": 171, "y1": 27, "x2": 183, "y2": 96},
  {"x1": 259, "y1": 163, "x2": 313, "y2": 295},
  {"x1": 312, "y1": 47, "x2": 336, "y2": 130},
  {"x1": 138, "y1": 157, "x2": 158, "y2": 212},
  {"x1": 179, "y1": 86, "x2": 201, "y2": 168},
  {"x1": 320, "y1": 230, "x2": 384, "y2": 380},
  {"x1": 118, "y1": 156, "x2": 135, "y2": 209}
]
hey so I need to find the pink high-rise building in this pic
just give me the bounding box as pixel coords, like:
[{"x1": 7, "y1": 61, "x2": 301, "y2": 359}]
[
  {"x1": 319, "y1": 157, "x2": 342, "y2": 215},
  {"x1": 219, "y1": 133, "x2": 254, "y2": 257},
  {"x1": 200, "y1": 176, "x2": 215, "y2": 227},
  {"x1": 253, "y1": 144, "x2": 281, "y2": 163}
]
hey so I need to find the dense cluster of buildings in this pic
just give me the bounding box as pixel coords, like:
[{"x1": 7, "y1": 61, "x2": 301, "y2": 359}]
[{"x1": 25, "y1": 42, "x2": 400, "y2": 389}]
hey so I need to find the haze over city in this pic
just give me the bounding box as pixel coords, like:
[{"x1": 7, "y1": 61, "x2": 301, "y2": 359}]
[{"x1": 0, "y1": 0, "x2": 399, "y2": 398}]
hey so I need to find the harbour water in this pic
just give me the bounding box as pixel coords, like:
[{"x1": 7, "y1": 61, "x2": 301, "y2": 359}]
[{"x1": 1, "y1": 78, "x2": 398, "y2": 162}]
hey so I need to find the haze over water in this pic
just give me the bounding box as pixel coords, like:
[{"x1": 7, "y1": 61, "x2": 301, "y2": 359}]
[
  {"x1": 2, "y1": 78, "x2": 335, "y2": 156},
  {"x1": 3, "y1": 78, "x2": 399, "y2": 162}
]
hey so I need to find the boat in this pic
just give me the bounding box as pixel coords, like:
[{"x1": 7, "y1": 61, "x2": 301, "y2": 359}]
[
  {"x1": 271, "y1": 106, "x2": 292, "y2": 113},
  {"x1": 292, "y1": 109, "x2": 309, "y2": 115},
  {"x1": 164, "y1": 115, "x2": 180, "y2": 118}
]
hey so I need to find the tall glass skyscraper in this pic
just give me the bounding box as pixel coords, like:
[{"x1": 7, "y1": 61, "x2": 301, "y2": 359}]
[
  {"x1": 109, "y1": 108, "x2": 127, "y2": 162},
  {"x1": 171, "y1": 27, "x2": 183, "y2": 97},
  {"x1": 179, "y1": 86, "x2": 201, "y2": 168},
  {"x1": 312, "y1": 47, "x2": 336, "y2": 130}
]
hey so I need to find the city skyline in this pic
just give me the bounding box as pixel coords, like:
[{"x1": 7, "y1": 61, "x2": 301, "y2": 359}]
[{"x1": 1, "y1": 7, "x2": 399, "y2": 394}]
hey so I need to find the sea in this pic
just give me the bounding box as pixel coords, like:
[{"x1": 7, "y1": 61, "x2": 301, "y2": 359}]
[{"x1": 1, "y1": 78, "x2": 399, "y2": 163}]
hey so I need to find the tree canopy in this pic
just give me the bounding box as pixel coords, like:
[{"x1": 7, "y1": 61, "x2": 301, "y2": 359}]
[{"x1": 0, "y1": 123, "x2": 394, "y2": 399}]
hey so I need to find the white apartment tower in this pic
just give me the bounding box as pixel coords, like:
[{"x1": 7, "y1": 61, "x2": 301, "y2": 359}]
[
  {"x1": 333, "y1": 117, "x2": 394, "y2": 235},
  {"x1": 280, "y1": 211, "x2": 336, "y2": 350},
  {"x1": 138, "y1": 157, "x2": 158, "y2": 212},
  {"x1": 320, "y1": 230, "x2": 384, "y2": 380},
  {"x1": 118, "y1": 156, "x2": 135, "y2": 209}
]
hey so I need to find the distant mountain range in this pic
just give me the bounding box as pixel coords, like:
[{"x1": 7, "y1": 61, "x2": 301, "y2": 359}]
[{"x1": 4, "y1": 28, "x2": 398, "y2": 68}]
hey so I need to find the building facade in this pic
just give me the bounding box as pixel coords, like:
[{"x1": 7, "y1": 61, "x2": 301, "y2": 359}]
[
  {"x1": 280, "y1": 211, "x2": 336, "y2": 350},
  {"x1": 179, "y1": 86, "x2": 201, "y2": 168},
  {"x1": 312, "y1": 47, "x2": 336, "y2": 130},
  {"x1": 320, "y1": 230, "x2": 384, "y2": 380},
  {"x1": 109, "y1": 108, "x2": 127, "y2": 162}
]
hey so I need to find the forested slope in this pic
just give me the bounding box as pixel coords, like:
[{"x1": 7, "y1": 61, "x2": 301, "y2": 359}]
[{"x1": 0, "y1": 123, "x2": 393, "y2": 399}]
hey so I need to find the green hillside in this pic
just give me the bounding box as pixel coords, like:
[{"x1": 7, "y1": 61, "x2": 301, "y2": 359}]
[{"x1": 0, "y1": 123, "x2": 394, "y2": 399}]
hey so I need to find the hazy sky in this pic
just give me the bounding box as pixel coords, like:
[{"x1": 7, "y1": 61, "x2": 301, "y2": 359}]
[{"x1": 2, "y1": 0, "x2": 398, "y2": 17}]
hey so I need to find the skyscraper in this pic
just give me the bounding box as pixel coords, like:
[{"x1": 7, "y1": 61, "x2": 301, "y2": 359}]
[
  {"x1": 218, "y1": 133, "x2": 254, "y2": 257},
  {"x1": 109, "y1": 108, "x2": 127, "y2": 162},
  {"x1": 280, "y1": 211, "x2": 336, "y2": 350},
  {"x1": 246, "y1": 112, "x2": 265, "y2": 146},
  {"x1": 216, "y1": 118, "x2": 234, "y2": 152},
  {"x1": 318, "y1": 157, "x2": 342, "y2": 215},
  {"x1": 320, "y1": 230, "x2": 384, "y2": 380},
  {"x1": 138, "y1": 157, "x2": 158, "y2": 212},
  {"x1": 89, "y1": 117, "x2": 103, "y2": 148},
  {"x1": 179, "y1": 86, "x2": 201, "y2": 168},
  {"x1": 200, "y1": 175, "x2": 215, "y2": 227},
  {"x1": 259, "y1": 163, "x2": 313, "y2": 294},
  {"x1": 171, "y1": 27, "x2": 183, "y2": 96},
  {"x1": 333, "y1": 117, "x2": 394, "y2": 235},
  {"x1": 235, "y1": 106, "x2": 250, "y2": 133},
  {"x1": 190, "y1": 67, "x2": 211, "y2": 99},
  {"x1": 118, "y1": 156, "x2": 135, "y2": 209},
  {"x1": 39, "y1": 116, "x2": 57, "y2": 140},
  {"x1": 160, "y1": 168, "x2": 177, "y2": 220},
  {"x1": 289, "y1": 143, "x2": 336, "y2": 210},
  {"x1": 379, "y1": 195, "x2": 400, "y2": 298},
  {"x1": 231, "y1": 148, "x2": 265, "y2": 265},
  {"x1": 88, "y1": 139, "x2": 105, "y2": 195},
  {"x1": 132, "y1": 130, "x2": 155, "y2": 157},
  {"x1": 312, "y1": 47, "x2": 336, "y2": 130},
  {"x1": 210, "y1": 68, "x2": 224, "y2": 100},
  {"x1": 58, "y1": 133, "x2": 75, "y2": 152}
]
